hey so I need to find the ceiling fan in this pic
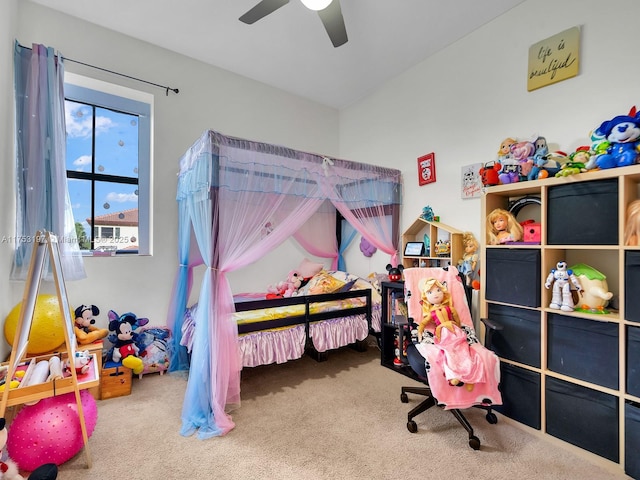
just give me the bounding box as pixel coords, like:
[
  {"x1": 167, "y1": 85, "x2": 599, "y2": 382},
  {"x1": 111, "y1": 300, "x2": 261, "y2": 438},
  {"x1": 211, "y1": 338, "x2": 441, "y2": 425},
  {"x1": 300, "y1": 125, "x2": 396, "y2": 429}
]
[{"x1": 239, "y1": 0, "x2": 348, "y2": 48}]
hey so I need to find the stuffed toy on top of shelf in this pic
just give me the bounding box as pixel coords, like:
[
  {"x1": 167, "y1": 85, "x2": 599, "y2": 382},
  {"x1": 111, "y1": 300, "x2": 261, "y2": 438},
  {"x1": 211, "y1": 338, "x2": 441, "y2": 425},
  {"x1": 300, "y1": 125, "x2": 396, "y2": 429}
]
[{"x1": 588, "y1": 106, "x2": 640, "y2": 169}]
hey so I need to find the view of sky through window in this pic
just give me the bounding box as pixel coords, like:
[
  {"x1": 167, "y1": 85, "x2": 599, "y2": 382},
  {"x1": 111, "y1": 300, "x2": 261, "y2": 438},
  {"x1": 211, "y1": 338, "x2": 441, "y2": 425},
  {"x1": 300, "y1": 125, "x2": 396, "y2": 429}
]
[{"x1": 65, "y1": 99, "x2": 140, "y2": 251}]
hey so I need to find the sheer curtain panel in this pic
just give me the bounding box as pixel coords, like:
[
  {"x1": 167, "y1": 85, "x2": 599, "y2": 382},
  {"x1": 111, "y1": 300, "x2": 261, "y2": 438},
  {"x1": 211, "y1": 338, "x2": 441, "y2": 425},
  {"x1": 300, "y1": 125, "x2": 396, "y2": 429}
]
[{"x1": 12, "y1": 41, "x2": 85, "y2": 281}]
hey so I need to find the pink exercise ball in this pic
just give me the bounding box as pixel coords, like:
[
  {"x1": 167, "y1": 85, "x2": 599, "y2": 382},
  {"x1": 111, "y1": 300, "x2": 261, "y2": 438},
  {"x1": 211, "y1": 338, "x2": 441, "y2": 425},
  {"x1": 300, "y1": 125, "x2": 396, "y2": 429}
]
[{"x1": 6, "y1": 390, "x2": 98, "y2": 471}]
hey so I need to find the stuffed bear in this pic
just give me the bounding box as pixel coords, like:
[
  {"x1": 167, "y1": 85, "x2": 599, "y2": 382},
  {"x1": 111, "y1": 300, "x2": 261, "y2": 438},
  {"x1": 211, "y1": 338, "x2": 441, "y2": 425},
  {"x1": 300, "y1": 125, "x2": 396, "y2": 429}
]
[
  {"x1": 267, "y1": 270, "x2": 303, "y2": 298},
  {"x1": 0, "y1": 418, "x2": 58, "y2": 480},
  {"x1": 107, "y1": 311, "x2": 149, "y2": 375},
  {"x1": 74, "y1": 305, "x2": 109, "y2": 345}
]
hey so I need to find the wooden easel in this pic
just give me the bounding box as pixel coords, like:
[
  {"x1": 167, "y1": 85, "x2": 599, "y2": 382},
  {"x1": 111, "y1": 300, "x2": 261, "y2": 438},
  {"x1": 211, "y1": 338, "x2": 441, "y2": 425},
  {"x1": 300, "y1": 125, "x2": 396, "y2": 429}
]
[{"x1": 0, "y1": 231, "x2": 93, "y2": 468}]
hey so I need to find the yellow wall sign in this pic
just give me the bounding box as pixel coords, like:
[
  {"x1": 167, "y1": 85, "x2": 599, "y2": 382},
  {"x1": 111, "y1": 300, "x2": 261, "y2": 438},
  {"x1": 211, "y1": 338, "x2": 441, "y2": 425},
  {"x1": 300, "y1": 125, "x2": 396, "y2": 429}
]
[{"x1": 527, "y1": 26, "x2": 580, "y2": 91}]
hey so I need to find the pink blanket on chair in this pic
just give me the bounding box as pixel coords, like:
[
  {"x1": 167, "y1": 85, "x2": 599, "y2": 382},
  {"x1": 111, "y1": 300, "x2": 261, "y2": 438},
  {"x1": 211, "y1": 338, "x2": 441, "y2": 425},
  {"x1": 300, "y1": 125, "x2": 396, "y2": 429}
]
[{"x1": 404, "y1": 267, "x2": 502, "y2": 410}]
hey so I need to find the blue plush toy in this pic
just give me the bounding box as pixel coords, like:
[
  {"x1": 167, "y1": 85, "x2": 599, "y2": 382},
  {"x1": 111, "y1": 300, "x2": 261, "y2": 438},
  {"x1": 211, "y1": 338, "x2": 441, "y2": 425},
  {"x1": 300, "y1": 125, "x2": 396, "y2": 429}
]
[{"x1": 592, "y1": 106, "x2": 640, "y2": 169}]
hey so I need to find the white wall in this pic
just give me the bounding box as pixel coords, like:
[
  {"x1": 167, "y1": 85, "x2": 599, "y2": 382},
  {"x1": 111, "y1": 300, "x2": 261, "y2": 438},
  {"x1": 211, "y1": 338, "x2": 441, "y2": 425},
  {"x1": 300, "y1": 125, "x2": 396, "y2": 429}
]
[
  {"x1": 1, "y1": 1, "x2": 339, "y2": 357},
  {"x1": 0, "y1": 0, "x2": 19, "y2": 360},
  {"x1": 4, "y1": 0, "x2": 640, "y2": 358},
  {"x1": 340, "y1": 0, "x2": 640, "y2": 249}
]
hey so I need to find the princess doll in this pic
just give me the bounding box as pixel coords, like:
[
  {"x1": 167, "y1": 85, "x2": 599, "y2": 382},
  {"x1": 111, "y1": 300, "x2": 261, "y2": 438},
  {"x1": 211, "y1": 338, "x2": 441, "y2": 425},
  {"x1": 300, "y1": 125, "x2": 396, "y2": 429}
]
[
  {"x1": 487, "y1": 208, "x2": 523, "y2": 245},
  {"x1": 417, "y1": 278, "x2": 483, "y2": 389},
  {"x1": 625, "y1": 199, "x2": 640, "y2": 246},
  {"x1": 457, "y1": 232, "x2": 479, "y2": 287}
]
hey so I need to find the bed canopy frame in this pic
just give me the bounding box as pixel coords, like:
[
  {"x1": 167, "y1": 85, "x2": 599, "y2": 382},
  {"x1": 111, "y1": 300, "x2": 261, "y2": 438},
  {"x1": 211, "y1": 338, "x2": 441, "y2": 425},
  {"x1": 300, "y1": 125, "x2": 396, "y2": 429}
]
[{"x1": 167, "y1": 130, "x2": 402, "y2": 438}]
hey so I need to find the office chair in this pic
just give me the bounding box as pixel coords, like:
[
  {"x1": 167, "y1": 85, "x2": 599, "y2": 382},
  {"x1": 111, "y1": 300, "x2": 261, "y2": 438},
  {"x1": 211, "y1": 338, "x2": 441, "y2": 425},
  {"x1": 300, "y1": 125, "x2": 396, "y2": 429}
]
[{"x1": 399, "y1": 267, "x2": 501, "y2": 450}]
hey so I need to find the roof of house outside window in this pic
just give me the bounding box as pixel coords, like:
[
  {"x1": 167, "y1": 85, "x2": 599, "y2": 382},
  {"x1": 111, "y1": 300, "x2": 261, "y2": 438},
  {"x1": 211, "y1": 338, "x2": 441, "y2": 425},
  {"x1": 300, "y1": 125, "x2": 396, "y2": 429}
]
[{"x1": 87, "y1": 208, "x2": 138, "y2": 226}]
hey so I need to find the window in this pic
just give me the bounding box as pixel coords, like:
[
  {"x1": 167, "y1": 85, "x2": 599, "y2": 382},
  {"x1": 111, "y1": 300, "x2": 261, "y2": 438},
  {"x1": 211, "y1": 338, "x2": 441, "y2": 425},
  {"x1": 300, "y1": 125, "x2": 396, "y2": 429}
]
[{"x1": 64, "y1": 74, "x2": 152, "y2": 255}]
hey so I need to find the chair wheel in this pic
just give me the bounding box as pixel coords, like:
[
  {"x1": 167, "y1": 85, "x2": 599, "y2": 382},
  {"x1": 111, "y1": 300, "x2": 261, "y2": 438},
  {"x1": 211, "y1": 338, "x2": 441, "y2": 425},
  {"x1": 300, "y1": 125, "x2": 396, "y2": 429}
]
[
  {"x1": 400, "y1": 392, "x2": 409, "y2": 403},
  {"x1": 469, "y1": 435, "x2": 481, "y2": 450},
  {"x1": 407, "y1": 420, "x2": 418, "y2": 433},
  {"x1": 486, "y1": 412, "x2": 498, "y2": 424}
]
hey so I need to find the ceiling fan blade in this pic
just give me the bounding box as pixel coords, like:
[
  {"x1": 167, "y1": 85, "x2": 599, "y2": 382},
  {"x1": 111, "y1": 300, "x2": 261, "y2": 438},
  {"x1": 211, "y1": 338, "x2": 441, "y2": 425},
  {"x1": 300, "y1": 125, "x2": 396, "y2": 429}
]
[
  {"x1": 239, "y1": 0, "x2": 290, "y2": 24},
  {"x1": 317, "y1": 1, "x2": 348, "y2": 47}
]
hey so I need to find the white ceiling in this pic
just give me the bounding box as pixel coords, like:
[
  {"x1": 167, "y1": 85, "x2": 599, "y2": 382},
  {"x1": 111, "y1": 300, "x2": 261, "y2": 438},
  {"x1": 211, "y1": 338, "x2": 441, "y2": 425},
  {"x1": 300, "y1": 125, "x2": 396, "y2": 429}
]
[{"x1": 28, "y1": 0, "x2": 525, "y2": 109}]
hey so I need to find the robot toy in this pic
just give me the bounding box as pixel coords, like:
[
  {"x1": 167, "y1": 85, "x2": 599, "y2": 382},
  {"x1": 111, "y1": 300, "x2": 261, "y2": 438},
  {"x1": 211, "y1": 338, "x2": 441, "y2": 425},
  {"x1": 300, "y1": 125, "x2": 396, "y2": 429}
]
[{"x1": 544, "y1": 261, "x2": 583, "y2": 311}]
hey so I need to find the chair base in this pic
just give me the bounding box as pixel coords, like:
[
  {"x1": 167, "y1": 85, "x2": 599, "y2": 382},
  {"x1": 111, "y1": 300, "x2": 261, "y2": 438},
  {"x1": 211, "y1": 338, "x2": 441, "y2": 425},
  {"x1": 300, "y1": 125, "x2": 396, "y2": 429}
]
[{"x1": 401, "y1": 385, "x2": 494, "y2": 450}]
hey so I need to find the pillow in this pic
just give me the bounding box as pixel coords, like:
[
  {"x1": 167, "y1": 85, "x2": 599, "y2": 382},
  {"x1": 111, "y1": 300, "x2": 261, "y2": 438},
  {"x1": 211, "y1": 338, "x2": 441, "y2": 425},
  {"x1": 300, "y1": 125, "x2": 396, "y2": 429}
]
[
  {"x1": 304, "y1": 271, "x2": 346, "y2": 294},
  {"x1": 297, "y1": 258, "x2": 324, "y2": 279}
]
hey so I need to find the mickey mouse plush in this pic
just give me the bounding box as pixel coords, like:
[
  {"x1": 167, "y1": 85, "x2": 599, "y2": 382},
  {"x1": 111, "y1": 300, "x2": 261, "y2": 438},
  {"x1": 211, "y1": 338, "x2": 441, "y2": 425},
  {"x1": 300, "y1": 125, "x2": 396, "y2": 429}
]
[
  {"x1": 386, "y1": 264, "x2": 404, "y2": 282},
  {"x1": 592, "y1": 106, "x2": 640, "y2": 169},
  {"x1": 74, "y1": 305, "x2": 109, "y2": 345},
  {"x1": 107, "y1": 311, "x2": 149, "y2": 375}
]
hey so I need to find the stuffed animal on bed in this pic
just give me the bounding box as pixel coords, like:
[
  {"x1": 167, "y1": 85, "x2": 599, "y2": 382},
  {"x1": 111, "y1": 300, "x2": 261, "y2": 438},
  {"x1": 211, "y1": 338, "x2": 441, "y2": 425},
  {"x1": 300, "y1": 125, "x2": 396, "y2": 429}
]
[
  {"x1": 267, "y1": 270, "x2": 303, "y2": 298},
  {"x1": 74, "y1": 304, "x2": 109, "y2": 345},
  {"x1": 107, "y1": 310, "x2": 149, "y2": 375}
]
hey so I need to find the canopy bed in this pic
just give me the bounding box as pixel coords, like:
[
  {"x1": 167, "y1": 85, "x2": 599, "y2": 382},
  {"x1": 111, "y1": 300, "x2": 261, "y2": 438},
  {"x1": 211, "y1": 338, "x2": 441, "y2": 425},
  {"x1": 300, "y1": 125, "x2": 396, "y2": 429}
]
[{"x1": 167, "y1": 130, "x2": 402, "y2": 439}]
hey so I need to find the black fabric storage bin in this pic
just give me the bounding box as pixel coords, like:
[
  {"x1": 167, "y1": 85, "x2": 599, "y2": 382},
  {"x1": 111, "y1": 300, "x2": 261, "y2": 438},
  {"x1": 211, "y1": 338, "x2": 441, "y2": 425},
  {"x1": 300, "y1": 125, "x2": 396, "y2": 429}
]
[
  {"x1": 547, "y1": 313, "x2": 618, "y2": 389},
  {"x1": 547, "y1": 178, "x2": 618, "y2": 245},
  {"x1": 546, "y1": 377, "x2": 619, "y2": 462},
  {"x1": 628, "y1": 326, "x2": 640, "y2": 397},
  {"x1": 626, "y1": 251, "x2": 640, "y2": 323},
  {"x1": 485, "y1": 248, "x2": 540, "y2": 307},
  {"x1": 495, "y1": 363, "x2": 540, "y2": 429},
  {"x1": 625, "y1": 402, "x2": 640, "y2": 479},
  {"x1": 487, "y1": 304, "x2": 540, "y2": 367}
]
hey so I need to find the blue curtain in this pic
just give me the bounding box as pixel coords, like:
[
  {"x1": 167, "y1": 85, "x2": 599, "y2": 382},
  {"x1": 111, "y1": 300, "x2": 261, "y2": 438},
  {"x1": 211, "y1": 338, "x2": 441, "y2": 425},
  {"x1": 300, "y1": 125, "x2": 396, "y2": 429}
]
[
  {"x1": 12, "y1": 41, "x2": 85, "y2": 280},
  {"x1": 337, "y1": 219, "x2": 357, "y2": 271}
]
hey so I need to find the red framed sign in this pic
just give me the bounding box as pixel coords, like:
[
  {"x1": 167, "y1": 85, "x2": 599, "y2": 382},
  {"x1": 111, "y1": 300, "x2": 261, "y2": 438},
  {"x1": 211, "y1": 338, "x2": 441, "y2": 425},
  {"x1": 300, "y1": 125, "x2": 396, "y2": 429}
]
[{"x1": 418, "y1": 152, "x2": 436, "y2": 186}]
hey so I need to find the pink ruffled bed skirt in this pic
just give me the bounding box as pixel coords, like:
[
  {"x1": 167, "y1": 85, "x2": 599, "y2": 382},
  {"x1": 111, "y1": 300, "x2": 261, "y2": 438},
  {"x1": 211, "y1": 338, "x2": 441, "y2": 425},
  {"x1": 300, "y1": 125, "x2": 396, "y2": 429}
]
[{"x1": 238, "y1": 314, "x2": 369, "y2": 368}]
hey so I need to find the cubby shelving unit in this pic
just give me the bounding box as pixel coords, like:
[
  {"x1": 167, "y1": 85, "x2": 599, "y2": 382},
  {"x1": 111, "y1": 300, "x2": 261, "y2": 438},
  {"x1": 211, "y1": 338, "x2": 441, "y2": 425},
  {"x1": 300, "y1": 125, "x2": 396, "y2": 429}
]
[{"x1": 480, "y1": 164, "x2": 640, "y2": 478}]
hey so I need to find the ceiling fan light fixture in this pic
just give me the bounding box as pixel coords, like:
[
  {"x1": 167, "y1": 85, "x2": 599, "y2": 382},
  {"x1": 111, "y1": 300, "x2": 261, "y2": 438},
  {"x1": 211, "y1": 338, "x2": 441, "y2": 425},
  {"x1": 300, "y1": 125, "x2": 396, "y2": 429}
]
[{"x1": 300, "y1": 0, "x2": 332, "y2": 11}]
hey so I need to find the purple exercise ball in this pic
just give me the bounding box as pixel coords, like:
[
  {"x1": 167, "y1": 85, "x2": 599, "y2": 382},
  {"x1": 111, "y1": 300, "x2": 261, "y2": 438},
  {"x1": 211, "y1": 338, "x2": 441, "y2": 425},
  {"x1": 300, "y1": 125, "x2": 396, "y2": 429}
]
[{"x1": 6, "y1": 390, "x2": 98, "y2": 471}]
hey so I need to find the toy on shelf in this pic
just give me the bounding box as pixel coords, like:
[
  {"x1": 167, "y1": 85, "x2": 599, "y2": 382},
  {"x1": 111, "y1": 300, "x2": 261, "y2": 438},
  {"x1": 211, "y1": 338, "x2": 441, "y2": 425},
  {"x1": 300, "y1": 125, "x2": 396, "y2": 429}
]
[
  {"x1": 569, "y1": 263, "x2": 613, "y2": 314},
  {"x1": 64, "y1": 349, "x2": 92, "y2": 376},
  {"x1": 625, "y1": 199, "x2": 640, "y2": 246},
  {"x1": 544, "y1": 261, "x2": 584, "y2": 312},
  {"x1": 107, "y1": 310, "x2": 149, "y2": 375},
  {"x1": 589, "y1": 106, "x2": 640, "y2": 169},
  {"x1": 556, "y1": 147, "x2": 590, "y2": 177},
  {"x1": 73, "y1": 304, "x2": 108, "y2": 345},
  {"x1": 511, "y1": 140, "x2": 535, "y2": 180},
  {"x1": 434, "y1": 240, "x2": 451, "y2": 257},
  {"x1": 386, "y1": 264, "x2": 404, "y2": 281},
  {"x1": 527, "y1": 136, "x2": 554, "y2": 180},
  {"x1": 420, "y1": 205, "x2": 434, "y2": 222},
  {"x1": 479, "y1": 161, "x2": 501, "y2": 186},
  {"x1": 486, "y1": 208, "x2": 523, "y2": 245},
  {"x1": 496, "y1": 137, "x2": 520, "y2": 184},
  {"x1": 457, "y1": 232, "x2": 479, "y2": 287}
]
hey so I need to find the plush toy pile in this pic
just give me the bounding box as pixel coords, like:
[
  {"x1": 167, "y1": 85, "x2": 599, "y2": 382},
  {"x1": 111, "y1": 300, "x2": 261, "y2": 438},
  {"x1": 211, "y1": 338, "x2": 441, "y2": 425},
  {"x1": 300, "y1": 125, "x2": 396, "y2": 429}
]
[
  {"x1": 267, "y1": 270, "x2": 303, "y2": 298},
  {"x1": 480, "y1": 105, "x2": 640, "y2": 186}
]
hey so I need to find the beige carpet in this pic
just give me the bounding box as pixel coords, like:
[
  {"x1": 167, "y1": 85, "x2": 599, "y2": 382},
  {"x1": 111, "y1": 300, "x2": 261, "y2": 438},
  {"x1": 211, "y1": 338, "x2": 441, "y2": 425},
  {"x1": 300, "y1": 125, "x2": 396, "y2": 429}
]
[{"x1": 56, "y1": 340, "x2": 628, "y2": 479}]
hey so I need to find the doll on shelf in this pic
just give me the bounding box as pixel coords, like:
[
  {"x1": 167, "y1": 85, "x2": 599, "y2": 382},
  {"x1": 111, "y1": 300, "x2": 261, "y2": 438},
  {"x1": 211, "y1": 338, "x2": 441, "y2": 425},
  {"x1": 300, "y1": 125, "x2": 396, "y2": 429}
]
[
  {"x1": 416, "y1": 277, "x2": 483, "y2": 390},
  {"x1": 624, "y1": 199, "x2": 640, "y2": 246},
  {"x1": 486, "y1": 208, "x2": 523, "y2": 245},
  {"x1": 457, "y1": 232, "x2": 479, "y2": 287}
]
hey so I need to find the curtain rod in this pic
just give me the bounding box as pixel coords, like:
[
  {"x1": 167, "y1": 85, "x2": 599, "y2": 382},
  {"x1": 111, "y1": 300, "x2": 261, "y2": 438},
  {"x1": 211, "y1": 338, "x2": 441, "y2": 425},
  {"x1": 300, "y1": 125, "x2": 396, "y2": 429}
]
[{"x1": 17, "y1": 42, "x2": 179, "y2": 96}]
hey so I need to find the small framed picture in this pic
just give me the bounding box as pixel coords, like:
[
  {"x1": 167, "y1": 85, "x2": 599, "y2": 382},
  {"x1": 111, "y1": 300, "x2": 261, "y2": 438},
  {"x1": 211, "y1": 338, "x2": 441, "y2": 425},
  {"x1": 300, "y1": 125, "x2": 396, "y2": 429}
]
[{"x1": 418, "y1": 152, "x2": 436, "y2": 186}]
